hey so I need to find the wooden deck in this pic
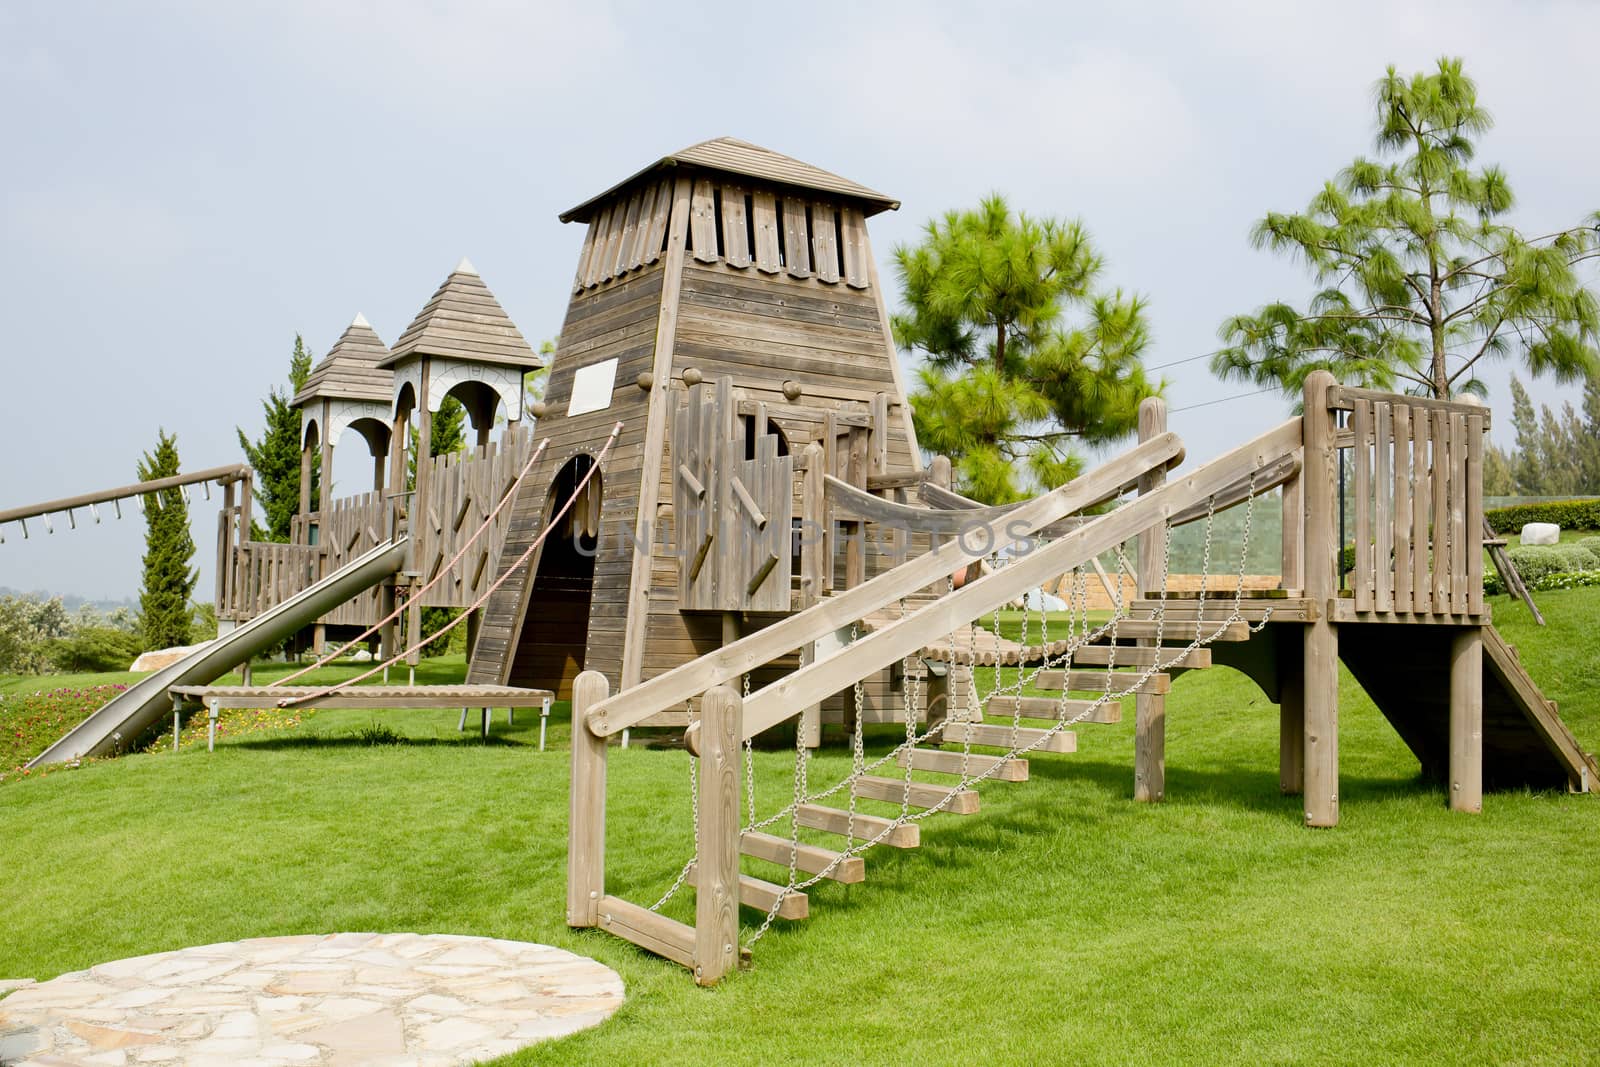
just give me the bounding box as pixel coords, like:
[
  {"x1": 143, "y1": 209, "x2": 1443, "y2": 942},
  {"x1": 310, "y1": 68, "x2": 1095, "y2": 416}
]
[{"x1": 169, "y1": 685, "x2": 553, "y2": 710}]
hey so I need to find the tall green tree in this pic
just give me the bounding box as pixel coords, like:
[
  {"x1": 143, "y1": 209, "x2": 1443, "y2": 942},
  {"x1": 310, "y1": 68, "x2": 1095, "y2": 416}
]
[
  {"x1": 1213, "y1": 57, "x2": 1600, "y2": 401},
  {"x1": 1503, "y1": 375, "x2": 1600, "y2": 496},
  {"x1": 893, "y1": 194, "x2": 1159, "y2": 503},
  {"x1": 237, "y1": 335, "x2": 315, "y2": 541},
  {"x1": 137, "y1": 429, "x2": 197, "y2": 651}
]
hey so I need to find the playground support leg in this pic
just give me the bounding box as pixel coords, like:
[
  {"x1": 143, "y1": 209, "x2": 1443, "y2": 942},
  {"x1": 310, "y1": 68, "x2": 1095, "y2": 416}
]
[
  {"x1": 695, "y1": 684, "x2": 742, "y2": 987},
  {"x1": 1449, "y1": 626, "x2": 1483, "y2": 813},
  {"x1": 1279, "y1": 644, "x2": 1305, "y2": 795},
  {"x1": 567, "y1": 672, "x2": 609, "y2": 928},
  {"x1": 1134, "y1": 691, "x2": 1165, "y2": 803},
  {"x1": 1302, "y1": 618, "x2": 1338, "y2": 826},
  {"x1": 1135, "y1": 396, "x2": 1168, "y2": 803}
]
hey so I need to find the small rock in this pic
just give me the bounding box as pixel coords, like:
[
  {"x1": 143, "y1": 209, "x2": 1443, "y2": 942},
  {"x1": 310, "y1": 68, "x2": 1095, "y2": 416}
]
[
  {"x1": 350, "y1": 649, "x2": 374, "y2": 663},
  {"x1": 1520, "y1": 522, "x2": 1560, "y2": 546},
  {"x1": 130, "y1": 643, "x2": 214, "y2": 672}
]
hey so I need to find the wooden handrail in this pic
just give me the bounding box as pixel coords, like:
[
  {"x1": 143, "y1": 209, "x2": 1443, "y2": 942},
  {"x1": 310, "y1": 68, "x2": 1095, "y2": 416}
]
[
  {"x1": 0, "y1": 464, "x2": 251, "y2": 527},
  {"x1": 1326, "y1": 385, "x2": 1491, "y2": 429},
  {"x1": 584, "y1": 430, "x2": 1188, "y2": 737},
  {"x1": 689, "y1": 417, "x2": 1303, "y2": 749}
]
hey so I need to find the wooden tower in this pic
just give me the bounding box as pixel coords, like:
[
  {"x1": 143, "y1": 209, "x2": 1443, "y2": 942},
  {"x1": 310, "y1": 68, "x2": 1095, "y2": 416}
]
[
  {"x1": 468, "y1": 138, "x2": 922, "y2": 716},
  {"x1": 293, "y1": 313, "x2": 395, "y2": 514}
]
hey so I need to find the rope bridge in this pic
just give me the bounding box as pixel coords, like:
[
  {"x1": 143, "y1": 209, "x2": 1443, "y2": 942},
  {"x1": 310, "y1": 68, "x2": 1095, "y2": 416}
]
[{"x1": 569, "y1": 413, "x2": 1302, "y2": 984}]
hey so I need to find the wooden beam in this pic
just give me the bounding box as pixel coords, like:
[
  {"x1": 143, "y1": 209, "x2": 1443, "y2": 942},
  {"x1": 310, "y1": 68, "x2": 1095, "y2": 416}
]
[{"x1": 619, "y1": 176, "x2": 692, "y2": 693}]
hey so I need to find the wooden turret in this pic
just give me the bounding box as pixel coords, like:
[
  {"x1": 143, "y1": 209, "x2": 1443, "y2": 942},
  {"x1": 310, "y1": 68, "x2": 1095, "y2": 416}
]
[
  {"x1": 293, "y1": 314, "x2": 394, "y2": 519},
  {"x1": 467, "y1": 138, "x2": 921, "y2": 713}
]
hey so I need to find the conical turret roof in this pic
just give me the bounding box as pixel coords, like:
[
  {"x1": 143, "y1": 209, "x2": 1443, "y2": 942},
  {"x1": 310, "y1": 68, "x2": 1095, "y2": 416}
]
[
  {"x1": 293, "y1": 313, "x2": 393, "y2": 407},
  {"x1": 378, "y1": 261, "x2": 542, "y2": 370}
]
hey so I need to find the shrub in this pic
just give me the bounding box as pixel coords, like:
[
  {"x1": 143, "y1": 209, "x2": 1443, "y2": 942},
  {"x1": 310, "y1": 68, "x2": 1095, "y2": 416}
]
[
  {"x1": 45, "y1": 627, "x2": 145, "y2": 673},
  {"x1": 1504, "y1": 545, "x2": 1599, "y2": 582},
  {"x1": 1485, "y1": 499, "x2": 1600, "y2": 533}
]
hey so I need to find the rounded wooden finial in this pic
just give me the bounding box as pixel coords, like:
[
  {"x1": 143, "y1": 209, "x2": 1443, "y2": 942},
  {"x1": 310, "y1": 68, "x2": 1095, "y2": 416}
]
[
  {"x1": 782, "y1": 380, "x2": 802, "y2": 402},
  {"x1": 682, "y1": 367, "x2": 703, "y2": 387},
  {"x1": 529, "y1": 401, "x2": 549, "y2": 418},
  {"x1": 637, "y1": 372, "x2": 654, "y2": 391}
]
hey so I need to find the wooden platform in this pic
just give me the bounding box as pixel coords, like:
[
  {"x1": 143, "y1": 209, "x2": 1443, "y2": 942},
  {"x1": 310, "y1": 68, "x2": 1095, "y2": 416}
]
[{"x1": 169, "y1": 685, "x2": 554, "y2": 710}]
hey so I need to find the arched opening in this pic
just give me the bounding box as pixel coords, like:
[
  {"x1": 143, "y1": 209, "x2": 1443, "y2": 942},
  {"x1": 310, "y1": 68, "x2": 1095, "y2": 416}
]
[
  {"x1": 508, "y1": 455, "x2": 602, "y2": 699},
  {"x1": 442, "y1": 380, "x2": 504, "y2": 448},
  {"x1": 740, "y1": 415, "x2": 790, "y2": 460}
]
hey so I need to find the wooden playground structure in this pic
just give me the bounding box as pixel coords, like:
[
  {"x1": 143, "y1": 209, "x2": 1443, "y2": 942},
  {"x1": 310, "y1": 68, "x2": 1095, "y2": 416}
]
[{"x1": 4, "y1": 138, "x2": 1595, "y2": 987}]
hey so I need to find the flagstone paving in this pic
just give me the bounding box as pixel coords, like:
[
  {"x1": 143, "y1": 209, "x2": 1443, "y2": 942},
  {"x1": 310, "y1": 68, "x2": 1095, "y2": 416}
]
[{"x1": 0, "y1": 933, "x2": 623, "y2": 1065}]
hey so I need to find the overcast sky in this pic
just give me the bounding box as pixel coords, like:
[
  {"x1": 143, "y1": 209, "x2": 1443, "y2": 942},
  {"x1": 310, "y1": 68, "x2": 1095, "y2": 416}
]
[{"x1": 3, "y1": 0, "x2": 1598, "y2": 601}]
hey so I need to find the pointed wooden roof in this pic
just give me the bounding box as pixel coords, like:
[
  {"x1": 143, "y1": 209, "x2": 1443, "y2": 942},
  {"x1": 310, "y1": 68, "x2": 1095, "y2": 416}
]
[
  {"x1": 378, "y1": 259, "x2": 544, "y2": 370},
  {"x1": 292, "y1": 313, "x2": 394, "y2": 407},
  {"x1": 559, "y1": 137, "x2": 900, "y2": 224}
]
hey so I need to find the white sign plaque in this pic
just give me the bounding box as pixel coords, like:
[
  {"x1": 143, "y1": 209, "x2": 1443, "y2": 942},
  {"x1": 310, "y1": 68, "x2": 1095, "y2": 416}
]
[{"x1": 567, "y1": 357, "x2": 619, "y2": 417}]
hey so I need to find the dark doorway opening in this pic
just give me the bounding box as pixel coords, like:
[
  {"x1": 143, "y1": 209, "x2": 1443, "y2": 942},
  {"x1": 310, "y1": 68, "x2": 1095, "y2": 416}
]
[{"x1": 508, "y1": 455, "x2": 601, "y2": 699}]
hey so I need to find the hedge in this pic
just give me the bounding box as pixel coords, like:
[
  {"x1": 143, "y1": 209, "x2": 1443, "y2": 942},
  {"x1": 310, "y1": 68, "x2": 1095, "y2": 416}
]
[{"x1": 1485, "y1": 499, "x2": 1600, "y2": 532}]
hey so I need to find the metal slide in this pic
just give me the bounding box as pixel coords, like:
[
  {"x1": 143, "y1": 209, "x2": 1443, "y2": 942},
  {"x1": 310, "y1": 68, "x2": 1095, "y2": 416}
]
[{"x1": 27, "y1": 538, "x2": 411, "y2": 768}]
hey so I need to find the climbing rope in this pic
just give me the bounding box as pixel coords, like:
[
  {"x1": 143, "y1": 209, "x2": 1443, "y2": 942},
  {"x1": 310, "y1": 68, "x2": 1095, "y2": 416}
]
[
  {"x1": 275, "y1": 424, "x2": 622, "y2": 707},
  {"x1": 272, "y1": 434, "x2": 550, "y2": 686}
]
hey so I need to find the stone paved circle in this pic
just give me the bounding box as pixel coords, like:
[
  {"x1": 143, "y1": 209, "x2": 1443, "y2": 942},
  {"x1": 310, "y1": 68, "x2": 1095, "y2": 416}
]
[{"x1": 0, "y1": 933, "x2": 623, "y2": 1066}]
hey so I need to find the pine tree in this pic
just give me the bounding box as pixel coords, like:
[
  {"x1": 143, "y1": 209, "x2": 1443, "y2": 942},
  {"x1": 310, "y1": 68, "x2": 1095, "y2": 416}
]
[
  {"x1": 893, "y1": 194, "x2": 1159, "y2": 503},
  {"x1": 1509, "y1": 378, "x2": 1545, "y2": 494},
  {"x1": 1214, "y1": 57, "x2": 1600, "y2": 400},
  {"x1": 137, "y1": 429, "x2": 197, "y2": 651},
  {"x1": 1581, "y1": 375, "x2": 1600, "y2": 492},
  {"x1": 237, "y1": 335, "x2": 315, "y2": 541}
]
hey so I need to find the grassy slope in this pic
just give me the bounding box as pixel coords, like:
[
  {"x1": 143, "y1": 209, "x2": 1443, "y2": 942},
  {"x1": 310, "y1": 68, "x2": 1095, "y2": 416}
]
[{"x1": 1, "y1": 597, "x2": 1597, "y2": 1065}]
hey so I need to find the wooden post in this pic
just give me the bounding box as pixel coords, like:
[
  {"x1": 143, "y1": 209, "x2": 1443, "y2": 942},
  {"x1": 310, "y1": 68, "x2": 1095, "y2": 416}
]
[
  {"x1": 798, "y1": 443, "x2": 825, "y2": 748},
  {"x1": 567, "y1": 671, "x2": 609, "y2": 927},
  {"x1": 319, "y1": 400, "x2": 335, "y2": 519},
  {"x1": 1134, "y1": 397, "x2": 1167, "y2": 803},
  {"x1": 1449, "y1": 626, "x2": 1483, "y2": 813},
  {"x1": 695, "y1": 683, "x2": 742, "y2": 986},
  {"x1": 1280, "y1": 471, "x2": 1303, "y2": 593},
  {"x1": 1301, "y1": 371, "x2": 1340, "y2": 827},
  {"x1": 1278, "y1": 648, "x2": 1304, "y2": 794},
  {"x1": 299, "y1": 436, "x2": 314, "y2": 520}
]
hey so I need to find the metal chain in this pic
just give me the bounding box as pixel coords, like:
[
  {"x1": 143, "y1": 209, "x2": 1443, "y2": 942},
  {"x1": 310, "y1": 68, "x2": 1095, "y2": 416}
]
[{"x1": 742, "y1": 671, "x2": 756, "y2": 831}]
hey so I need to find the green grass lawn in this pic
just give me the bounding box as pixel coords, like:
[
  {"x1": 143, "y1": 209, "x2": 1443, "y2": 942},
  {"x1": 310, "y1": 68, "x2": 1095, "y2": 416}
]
[{"x1": 2, "y1": 594, "x2": 1598, "y2": 1065}]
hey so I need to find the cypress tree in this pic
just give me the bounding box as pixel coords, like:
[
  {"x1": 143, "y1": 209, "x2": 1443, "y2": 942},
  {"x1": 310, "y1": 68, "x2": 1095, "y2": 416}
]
[
  {"x1": 237, "y1": 335, "x2": 315, "y2": 541},
  {"x1": 137, "y1": 429, "x2": 197, "y2": 651}
]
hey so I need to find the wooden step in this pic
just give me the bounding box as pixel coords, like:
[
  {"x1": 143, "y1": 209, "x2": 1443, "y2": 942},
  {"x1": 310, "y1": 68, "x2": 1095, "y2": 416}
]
[
  {"x1": 1034, "y1": 670, "x2": 1169, "y2": 695},
  {"x1": 1084, "y1": 619, "x2": 1249, "y2": 642},
  {"x1": 935, "y1": 721, "x2": 1077, "y2": 753},
  {"x1": 793, "y1": 803, "x2": 921, "y2": 848},
  {"x1": 741, "y1": 830, "x2": 864, "y2": 883},
  {"x1": 686, "y1": 862, "x2": 808, "y2": 920},
  {"x1": 853, "y1": 774, "x2": 980, "y2": 814},
  {"x1": 987, "y1": 695, "x2": 1123, "y2": 724},
  {"x1": 1070, "y1": 645, "x2": 1211, "y2": 669},
  {"x1": 898, "y1": 747, "x2": 1028, "y2": 781}
]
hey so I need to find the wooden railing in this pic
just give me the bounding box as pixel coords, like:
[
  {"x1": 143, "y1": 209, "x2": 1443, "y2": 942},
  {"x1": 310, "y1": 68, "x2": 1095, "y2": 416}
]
[
  {"x1": 217, "y1": 424, "x2": 536, "y2": 625},
  {"x1": 1325, "y1": 385, "x2": 1488, "y2": 618}
]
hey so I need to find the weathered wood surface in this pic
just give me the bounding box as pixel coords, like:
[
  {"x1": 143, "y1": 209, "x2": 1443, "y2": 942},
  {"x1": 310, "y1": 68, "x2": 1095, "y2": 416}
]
[
  {"x1": 170, "y1": 684, "x2": 552, "y2": 710},
  {"x1": 1301, "y1": 371, "x2": 1340, "y2": 827}
]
